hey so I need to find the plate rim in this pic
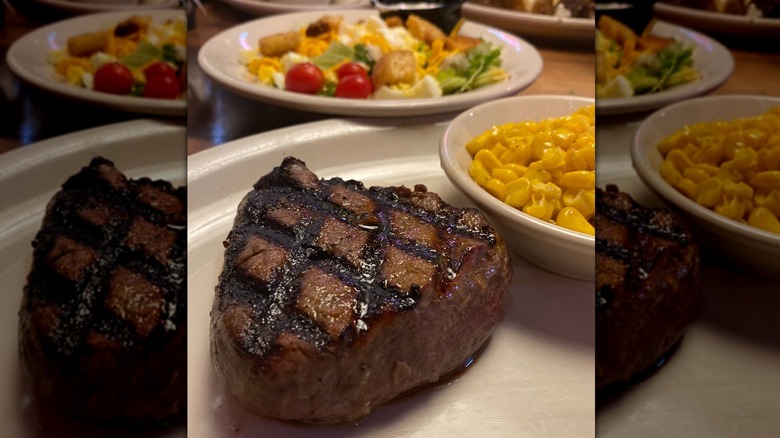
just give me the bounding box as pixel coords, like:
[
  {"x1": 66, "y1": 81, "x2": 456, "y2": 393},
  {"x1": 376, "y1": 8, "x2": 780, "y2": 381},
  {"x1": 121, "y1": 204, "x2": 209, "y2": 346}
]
[
  {"x1": 462, "y1": 1, "x2": 595, "y2": 28},
  {"x1": 196, "y1": 8, "x2": 544, "y2": 117},
  {"x1": 0, "y1": 118, "x2": 185, "y2": 184},
  {"x1": 31, "y1": 0, "x2": 182, "y2": 14},
  {"x1": 215, "y1": 0, "x2": 372, "y2": 15},
  {"x1": 6, "y1": 9, "x2": 187, "y2": 117},
  {"x1": 595, "y1": 20, "x2": 735, "y2": 116},
  {"x1": 653, "y1": 2, "x2": 780, "y2": 34}
]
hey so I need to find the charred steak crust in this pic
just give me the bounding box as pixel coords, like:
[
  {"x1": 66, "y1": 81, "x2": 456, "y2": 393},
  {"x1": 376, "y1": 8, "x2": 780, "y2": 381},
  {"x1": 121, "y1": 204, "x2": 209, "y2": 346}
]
[
  {"x1": 211, "y1": 157, "x2": 513, "y2": 424},
  {"x1": 19, "y1": 157, "x2": 186, "y2": 423},
  {"x1": 596, "y1": 184, "x2": 702, "y2": 391}
]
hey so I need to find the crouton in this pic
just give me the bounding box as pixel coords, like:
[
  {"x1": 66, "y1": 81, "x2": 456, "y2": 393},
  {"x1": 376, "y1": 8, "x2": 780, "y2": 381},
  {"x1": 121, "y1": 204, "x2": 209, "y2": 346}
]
[
  {"x1": 445, "y1": 36, "x2": 483, "y2": 52},
  {"x1": 259, "y1": 31, "x2": 302, "y2": 57},
  {"x1": 113, "y1": 15, "x2": 152, "y2": 38},
  {"x1": 371, "y1": 50, "x2": 416, "y2": 89},
  {"x1": 405, "y1": 14, "x2": 446, "y2": 45},
  {"x1": 67, "y1": 31, "x2": 110, "y2": 57},
  {"x1": 384, "y1": 15, "x2": 404, "y2": 28},
  {"x1": 306, "y1": 15, "x2": 344, "y2": 37}
]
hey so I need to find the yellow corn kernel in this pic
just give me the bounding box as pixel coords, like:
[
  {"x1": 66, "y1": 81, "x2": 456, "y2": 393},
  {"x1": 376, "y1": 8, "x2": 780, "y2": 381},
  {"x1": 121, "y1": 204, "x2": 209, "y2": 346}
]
[
  {"x1": 751, "y1": 171, "x2": 780, "y2": 189},
  {"x1": 500, "y1": 163, "x2": 527, "y2": 176},
  {"x1": 682, "y1": 167, "x2": 710, "y2": 183},
  {"x1": 715, "y1": 193, "x2": 748, "y2": 221},
  {"x1": 551, "y1": 128, "x2": 576, "y2": 149},
  {"x1": 523, "y1": 193, "x2": 554, "y2": 221},
  {"x1": 492, "y1": 168, "x2": 519, "y2": 184},
  {"x1": 755, "y1": 189, "x2": 780, "y2": 216},
  {"x1": 579, "y1": 143, "x2": 596, "y2": 171},
  {"x1": 490, "y1": 143, "x2": 508, "y2": 159},
  {"x1": 505, "y1": 177, "x2": 532, "y2": 209},
  {"x1": 722, "y1": 180, "x2": 754, "y2": 200},
  {"x1": 560, "y1": 170, "x2": 595, "y2": 189},
  {"x1": 531, "y1": 132, "x2": 552, "y2": 161},
  {"x1": 747, "y1": 206, "x2": 780, "y2": 234},
  {"x1": 696, "y1": 177, "x2": 723, "y2": 207},
  {"x1": 540, "y1": 147, "x2": 566, "y2": 170},
  {"x1": 744, "y1": 128, "x2": 768, "y2": 149},
  {"x1": 531, "y1": 180, "x2": 562, "y2": 200},
  {"x1": 556, "y1": 207, "x2": 594, "y2": 235},
  {"x1": 681, "y1": 142, "x2": 700, "y2": 159},
  {"x1": 524, "y1": 163, "x2": 552, "y2": 183},
  {"x1": 483, "y1": 178, "x2": 507, "y2": 201},
  {"x1": 469, "y1": 160, "x2": 491, "y2": 186},
  {"x1": 564, "y1": 114, "x2": 591, "y2": 135},
  {"x1": 658, "y1": 131, "x2": 686, "y2": 155},
  {"x1": 676, "y1": 178, "x2": 698, "y2": 200},
  {"x1": 562, "y1": 188, "x2": 595, "y2": 220},
  {"x1": 733, "y1": 147, "x2": 758, "y2": 170},
  {"x1": 696, "y1": 163, "x2": 720, "y2": 176},
  {"x1": 474, "y1": 149, "x2": 503, "y2": 173},
  {"x1": 667, "y1": 149, "x2": 695, "y2": 171},
  {"x1": 466, "y1": 131, "x2": 496, "y2": 155},
  {"x1": 660, "y1": 159, "x2": 683, "y2": 186}
]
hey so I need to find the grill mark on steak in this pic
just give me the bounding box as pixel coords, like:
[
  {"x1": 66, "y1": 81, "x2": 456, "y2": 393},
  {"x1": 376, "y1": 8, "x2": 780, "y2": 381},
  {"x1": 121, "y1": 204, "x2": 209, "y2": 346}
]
[
  {"x1": 596, "y1": 184, "x2": 693, "y2": 298},
  {"x1": 22, "y1": 157, "x2": 186, "y2": 355},
  {"x1": 216, "y1": 157, "x2": 503, "y2": 361}
]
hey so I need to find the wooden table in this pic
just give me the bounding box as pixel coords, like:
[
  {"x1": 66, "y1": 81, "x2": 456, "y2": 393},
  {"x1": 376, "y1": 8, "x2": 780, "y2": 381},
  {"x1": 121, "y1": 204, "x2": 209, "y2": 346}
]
[{"x1": 185, "y1": 0, "x2": 596, "y2": 155}]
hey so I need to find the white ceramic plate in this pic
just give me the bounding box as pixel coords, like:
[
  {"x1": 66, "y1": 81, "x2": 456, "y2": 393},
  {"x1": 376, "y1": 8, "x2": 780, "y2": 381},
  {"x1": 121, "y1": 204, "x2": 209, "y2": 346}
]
[
  {"x1": 6, "y1": 10, "x2": 187, "y2": 117},
  {"x1": 595, "y1": 21, "x2": 734, "y2": 117},
  {"x1": 216, "y1": 0, "x2": 370, "y2": 16},
  {"x1": 0, "y1": 119, "x2": 186, "y2": 438},
  {"x1": 596, "y1": 117, "x2": 780, "y2": 437},
  {"x1": 462, "y1": 1, "x2": 594, "y2": 43},
  {"x1": 31, "y1": 0, "x2": 181, "y2": 15},
  {"x1": 197, "y1": 9, "x2": 543, "y2": 117},
  {"x1": 187, "y1": 119, "x2": 595, "y2": 438},
  {"x1": 654, "y1": 3, "x2": 780, "y2": 38}
]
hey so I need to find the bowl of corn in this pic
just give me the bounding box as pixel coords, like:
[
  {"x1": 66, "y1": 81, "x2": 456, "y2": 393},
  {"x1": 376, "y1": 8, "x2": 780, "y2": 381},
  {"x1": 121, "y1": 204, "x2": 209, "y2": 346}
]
[
  {"x1": 440, "y1": 94, "x2": 596, "y2": 281},
  {"x1": 632, "y1": 94, "x2": 780, "y2": 279}
]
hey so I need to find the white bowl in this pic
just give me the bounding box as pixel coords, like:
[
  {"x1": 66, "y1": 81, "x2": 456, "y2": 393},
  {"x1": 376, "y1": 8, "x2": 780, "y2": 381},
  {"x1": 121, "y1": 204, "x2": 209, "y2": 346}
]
[
  {"x1": 440, "y1": 94, "x2": 595, "y2": 281},
  {"x1": 632, "y1": 94, "x2": 780, "y2": 279}
]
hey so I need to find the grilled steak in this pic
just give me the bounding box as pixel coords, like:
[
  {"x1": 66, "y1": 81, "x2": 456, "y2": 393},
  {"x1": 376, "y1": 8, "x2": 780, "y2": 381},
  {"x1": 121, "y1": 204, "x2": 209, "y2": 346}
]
[
  {"x1": 19, "y1": 157, "x2": 186, "y2": 423},
  {"x1": 211, "y1": 157, "x2": 512, "y2": 424},
  {"x1": 596, "y1": 185, "x2": 702, "y2": 391}
]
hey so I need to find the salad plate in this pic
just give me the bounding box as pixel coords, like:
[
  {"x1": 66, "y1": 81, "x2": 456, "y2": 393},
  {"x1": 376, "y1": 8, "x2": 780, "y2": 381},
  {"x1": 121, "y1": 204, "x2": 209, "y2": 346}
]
[
  {"x1": 596, "y1": 119, "x2": 780, "y2": 437},
  {"x1": 461, "y1": 1, "x2": 595, "y2": 43},
  {"x1": 187, "y1": 118, "x2": 594, "y2": 437},
  {"x1": 31, "y1": 0, "x2": 181, "y2": 14},
  {"x1": 654, "y1": 3, "x2": 780, "y2": 38},
  {"x1": 6, "y1": 10, "x2": 187, "y2": 117},
  {"x1": 0, "y1": 120, "x2": 186, "y2": 438},
  {"x1": 216, "y1": 0, "x2": 371, "y2": 16},
  {"x1": 595, "y1": 21, "x2": 733, "y2": 117},
  {"x1": 197, "y1": 9, "x2": 543, "y2": 117}
]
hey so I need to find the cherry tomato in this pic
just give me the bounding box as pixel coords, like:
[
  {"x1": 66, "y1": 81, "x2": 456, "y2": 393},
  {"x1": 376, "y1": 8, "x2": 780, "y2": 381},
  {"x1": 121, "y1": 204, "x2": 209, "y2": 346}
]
[
  {"x1": 336, "y1": 62, "x2": 368, "y2": 81},
  {"x1": 285, "y1": 62, "x2": 324, "y2": 95},
  {"x1": 93, "y1": 62, "x2": 133, "y2": 95},
  {"x1": 334, "y1": 74, "x2": 373, "y2": 99},
  {"x1": 143, "y1": 74, "x2": 181, "y2": 99},
  {"x1": 143, "y1": 61, "x2": 177, "y2": 81}
]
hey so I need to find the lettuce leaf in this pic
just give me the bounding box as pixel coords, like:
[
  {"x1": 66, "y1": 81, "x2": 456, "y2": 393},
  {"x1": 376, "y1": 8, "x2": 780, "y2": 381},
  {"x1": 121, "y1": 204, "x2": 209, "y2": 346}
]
[{"x1": 435, "y1": 42, "x2": 504, "y2": 95}]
